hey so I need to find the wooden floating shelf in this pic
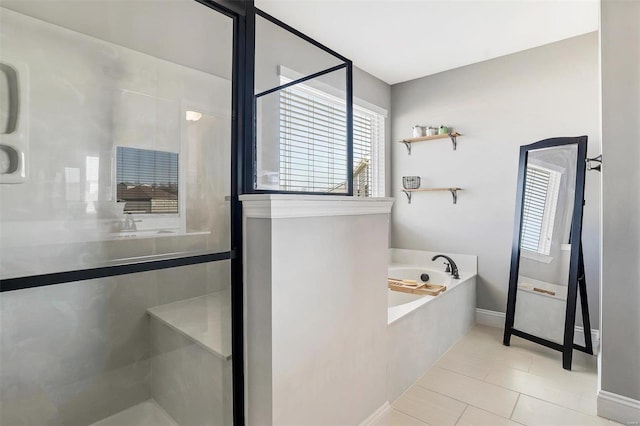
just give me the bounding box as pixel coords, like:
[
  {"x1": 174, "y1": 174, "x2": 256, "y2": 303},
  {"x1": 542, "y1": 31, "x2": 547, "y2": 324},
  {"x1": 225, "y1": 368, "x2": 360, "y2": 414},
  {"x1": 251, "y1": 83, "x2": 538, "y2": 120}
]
[
  {"x1": 399, "y1": 132, "x2": 462, "y2": 154},
  {"x1": 402, "y1": 132, "x2": 462, "y2": 144},
  {"x1": 401, "y1": 187, "x2": 463, "y2": 204}
]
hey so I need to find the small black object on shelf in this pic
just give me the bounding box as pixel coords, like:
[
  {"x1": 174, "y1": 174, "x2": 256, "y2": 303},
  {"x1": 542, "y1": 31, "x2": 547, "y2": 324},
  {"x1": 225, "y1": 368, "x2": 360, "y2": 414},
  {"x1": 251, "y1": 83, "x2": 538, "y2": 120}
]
[{"x1": 402, "y1": 176, "x2": 420, "y2": 190}]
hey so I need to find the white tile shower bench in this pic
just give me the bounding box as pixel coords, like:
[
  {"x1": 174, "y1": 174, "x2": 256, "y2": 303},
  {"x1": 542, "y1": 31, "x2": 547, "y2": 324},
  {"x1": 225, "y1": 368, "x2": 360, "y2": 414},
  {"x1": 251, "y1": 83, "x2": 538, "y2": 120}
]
[
  {"x1": 146, "y1": 289, "x2": 232, "y2": 426},
  {"x1": 147, "y1": 289, "x2": 232, "y2": 360}
]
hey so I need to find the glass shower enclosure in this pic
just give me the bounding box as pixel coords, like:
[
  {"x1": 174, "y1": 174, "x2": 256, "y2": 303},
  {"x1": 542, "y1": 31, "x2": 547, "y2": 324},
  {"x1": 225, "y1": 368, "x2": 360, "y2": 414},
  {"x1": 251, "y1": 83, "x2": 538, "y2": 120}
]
[{"x1": 0, "y1": 0, "x2": 239, "y2": 424}]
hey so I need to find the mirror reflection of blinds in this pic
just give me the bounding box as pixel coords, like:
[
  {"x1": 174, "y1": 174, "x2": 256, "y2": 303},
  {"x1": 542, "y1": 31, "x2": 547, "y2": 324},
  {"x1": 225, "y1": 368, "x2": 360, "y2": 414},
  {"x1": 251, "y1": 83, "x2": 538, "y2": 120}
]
[
  {"x1": 521, "y1": 165, "x2": 559, "y2": 255},
  {"x1": 279, "y1": 82, "x2": 384, "y2": 196},
  {"x1": 521, "y1": 167, "x2": 549, "y2": 252},
  {"x1": 116, "y1": 147, "x2": 179, "y2": 214}
]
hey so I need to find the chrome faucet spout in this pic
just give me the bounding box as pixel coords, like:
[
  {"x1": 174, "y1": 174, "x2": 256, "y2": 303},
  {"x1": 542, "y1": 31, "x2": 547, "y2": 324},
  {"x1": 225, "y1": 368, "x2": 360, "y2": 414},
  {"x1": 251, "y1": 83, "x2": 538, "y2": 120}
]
[{"x1": 431, "y1": 254, "x2": 460, "y2": 279}]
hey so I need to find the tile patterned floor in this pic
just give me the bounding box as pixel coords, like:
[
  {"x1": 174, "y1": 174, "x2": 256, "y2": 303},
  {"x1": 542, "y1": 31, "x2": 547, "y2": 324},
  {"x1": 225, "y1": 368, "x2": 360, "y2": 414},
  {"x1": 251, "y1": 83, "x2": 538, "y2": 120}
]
[{"x1": 391, "y1": 325, "x2": 621, "y2": 426}]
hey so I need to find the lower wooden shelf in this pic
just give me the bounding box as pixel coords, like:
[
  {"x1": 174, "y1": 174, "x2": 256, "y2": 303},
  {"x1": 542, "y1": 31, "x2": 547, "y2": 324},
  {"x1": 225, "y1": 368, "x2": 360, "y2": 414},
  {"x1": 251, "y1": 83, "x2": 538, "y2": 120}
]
[{"x1": 402, "y1": 188, "x2": 463, "y2": 204}]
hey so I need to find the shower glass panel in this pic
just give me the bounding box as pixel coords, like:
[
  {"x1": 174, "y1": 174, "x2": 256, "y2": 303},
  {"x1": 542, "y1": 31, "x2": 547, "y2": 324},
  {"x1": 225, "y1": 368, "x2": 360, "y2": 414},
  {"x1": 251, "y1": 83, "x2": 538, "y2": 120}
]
[
  {"x1": 0, "y1": 0, "x2": 232, "y2": 278},
  {"x1": 254, "y1": 11, "x2": 351, "y2": 193},
  {"x1": 255, "y1": 68, "x2": 348, "y2": 192},
  {"x1": 0, "y1": 1, "x2": 235, "y2": 425},
  {"x1": 254, "y1": 14, "x2": 344, "y2": 95}
]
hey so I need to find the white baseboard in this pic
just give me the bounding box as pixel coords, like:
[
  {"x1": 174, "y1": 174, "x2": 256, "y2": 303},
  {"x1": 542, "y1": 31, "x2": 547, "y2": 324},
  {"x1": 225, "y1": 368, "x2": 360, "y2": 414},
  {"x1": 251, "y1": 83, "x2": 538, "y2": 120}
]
[
  {"x1": 359, "y1": 401, "x2": 391, "y2": 426},
  {"x1": 598, "y1": 390, "x2": 640, "y2": 424},
  {"x1": 475, "y1": 308, "x2": 600, "y2": 352},
  {"x1": 476, "y1": 308, "x2": 506, "y2": 329}
]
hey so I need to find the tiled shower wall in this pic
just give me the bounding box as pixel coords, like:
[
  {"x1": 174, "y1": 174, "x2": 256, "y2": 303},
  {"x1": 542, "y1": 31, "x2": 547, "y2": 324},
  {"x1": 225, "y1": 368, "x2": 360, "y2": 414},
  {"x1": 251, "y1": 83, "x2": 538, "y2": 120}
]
[
  {"x1": 0, "y1": 7, "x2": 231, "y2": 276},
  {"x1": 0, "y1": 7, "x2": 231, "y2": 425}
]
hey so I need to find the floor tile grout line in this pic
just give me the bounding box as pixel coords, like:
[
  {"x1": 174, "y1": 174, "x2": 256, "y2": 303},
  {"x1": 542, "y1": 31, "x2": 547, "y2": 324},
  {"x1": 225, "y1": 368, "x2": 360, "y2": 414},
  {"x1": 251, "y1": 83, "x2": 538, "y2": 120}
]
[
  {"x1": 416, "y1": 366, "x2": 521, "y2": 398},
  {"x1": 478, "y1": 371, "x2": 600, "y2": 415},
  {"x1": 444, "y1": 346, "x2": 536, "y2": 371},
  {"x1": 509, "y1": 392, "x2": 522, "y2": 420},
  {"x1": 435, "y1": 358, "x2": 532, "y2": 383},
  {"x1": 453, "y1": 404, "x2": 469, "y2": 425},
  {"x1": 389, "y1": 407, "x2": 432, "y2": 426},
  {"x1": 410, "y1": 383, "x2": 516, "y2": 422},
  {"x1": 476, "y1": 354, "x2": 586, "y2": 393},
  {"x1": 434, "y1": 363, "x2": 489, "y2": 382},
  {"x1": 480, "y1": 358, "x2": 597, "y2": 390},
  {"x1": 520, "y1": 393, "x2": 613, "y2": 422}
]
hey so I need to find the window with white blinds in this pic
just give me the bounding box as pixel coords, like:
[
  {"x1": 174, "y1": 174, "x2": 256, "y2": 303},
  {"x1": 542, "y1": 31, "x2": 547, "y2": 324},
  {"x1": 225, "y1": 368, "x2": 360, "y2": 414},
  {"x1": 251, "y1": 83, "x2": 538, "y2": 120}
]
[
  {"x1": 116, "y1": 147, "x2": 179, "y2": 214},
  {"x1": 521, "y1": 164, "x2": 561, "y2": 255},
  {"x1": 278, "y1": 79, "x2": 385, "y2": 196}
]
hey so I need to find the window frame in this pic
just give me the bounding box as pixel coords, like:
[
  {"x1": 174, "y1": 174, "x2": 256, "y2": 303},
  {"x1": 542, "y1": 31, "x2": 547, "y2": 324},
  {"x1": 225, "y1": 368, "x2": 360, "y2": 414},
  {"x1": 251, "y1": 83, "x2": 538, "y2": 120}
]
[{"x1": 276, "y1": 71, "x2": 386, "y2": 197}]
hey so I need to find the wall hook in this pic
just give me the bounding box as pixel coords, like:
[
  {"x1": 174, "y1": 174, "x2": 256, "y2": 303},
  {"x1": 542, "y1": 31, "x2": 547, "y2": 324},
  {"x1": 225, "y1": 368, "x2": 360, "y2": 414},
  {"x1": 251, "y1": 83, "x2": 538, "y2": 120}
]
[{"x1": 586, "y1": 154, "x2": 602, "y2": 172}]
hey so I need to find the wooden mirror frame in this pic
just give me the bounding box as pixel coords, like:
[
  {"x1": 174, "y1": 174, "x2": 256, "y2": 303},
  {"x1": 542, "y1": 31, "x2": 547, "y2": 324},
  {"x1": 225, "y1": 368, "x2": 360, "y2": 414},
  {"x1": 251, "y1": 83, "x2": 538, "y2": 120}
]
[{"x1": 503, "y1": 136, "x2": 593, "y2": 370}]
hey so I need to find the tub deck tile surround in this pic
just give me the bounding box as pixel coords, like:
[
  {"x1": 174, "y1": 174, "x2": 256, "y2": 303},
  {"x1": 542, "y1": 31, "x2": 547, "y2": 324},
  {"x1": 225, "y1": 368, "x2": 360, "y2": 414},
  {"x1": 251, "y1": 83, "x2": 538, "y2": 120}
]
[
  {"x1": 390, "y1": 325, "x2": 620, "y2": 426},
  {"x1": 390, "y1": 248, "x2": 477, "y2": 277},
  {"x1": 386, "y1": 249, "x2": 477, "y2": 403}
]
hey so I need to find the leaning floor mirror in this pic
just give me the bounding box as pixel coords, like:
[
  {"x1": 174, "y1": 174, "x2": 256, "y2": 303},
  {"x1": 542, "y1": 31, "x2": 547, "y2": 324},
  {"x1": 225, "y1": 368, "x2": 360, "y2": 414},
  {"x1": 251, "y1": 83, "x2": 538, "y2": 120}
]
[{"x1": 503, "y1": 136, "x2": 593, "y2": 370}]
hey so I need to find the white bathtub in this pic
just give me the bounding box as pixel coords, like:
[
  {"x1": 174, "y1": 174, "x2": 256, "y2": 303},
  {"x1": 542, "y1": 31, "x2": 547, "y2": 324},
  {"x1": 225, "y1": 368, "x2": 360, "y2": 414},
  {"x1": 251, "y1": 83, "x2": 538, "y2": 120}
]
[
  {"x1": 386, "y1": 249, "x2": 478, "y2": 402},
  {"x1": 388, "y1": 266, "x2": 464, "y2": 325},
  {"x1": 388, "y1": 267, "x2": 451, "y2": 323}
]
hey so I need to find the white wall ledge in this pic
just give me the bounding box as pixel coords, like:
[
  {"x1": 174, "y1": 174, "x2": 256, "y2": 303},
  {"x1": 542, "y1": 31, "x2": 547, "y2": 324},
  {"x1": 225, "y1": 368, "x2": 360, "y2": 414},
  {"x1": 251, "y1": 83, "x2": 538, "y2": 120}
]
[{"x1": 240, "y1": 194, "x2": 394, "y2": 219}]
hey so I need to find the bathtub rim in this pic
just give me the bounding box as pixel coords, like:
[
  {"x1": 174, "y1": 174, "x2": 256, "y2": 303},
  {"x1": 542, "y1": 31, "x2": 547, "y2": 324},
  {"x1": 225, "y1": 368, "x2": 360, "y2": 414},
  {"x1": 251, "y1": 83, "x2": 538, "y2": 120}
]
[{"x1": 387, "y1": 263, "x2": 476, "y2": 325}]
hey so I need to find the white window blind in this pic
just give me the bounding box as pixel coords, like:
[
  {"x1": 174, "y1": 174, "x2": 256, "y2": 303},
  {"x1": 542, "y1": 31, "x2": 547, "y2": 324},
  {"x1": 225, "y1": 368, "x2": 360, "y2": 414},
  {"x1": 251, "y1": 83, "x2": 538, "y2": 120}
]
[
  {"x1": 116, "y1": 147, "x2": 179, "y2": 214},
  {"x1": 521, "y1": 164, "x2": 561, "y2": 255},
  {"x1": 278, "y1": 78, "x2": 385, "y2": 196},
  {"x1": 279, "y1": 85, "x2": 347, "y2": 193},
  {"x1": 353, "y1": 105, "x2": 385, "y2": 197}
]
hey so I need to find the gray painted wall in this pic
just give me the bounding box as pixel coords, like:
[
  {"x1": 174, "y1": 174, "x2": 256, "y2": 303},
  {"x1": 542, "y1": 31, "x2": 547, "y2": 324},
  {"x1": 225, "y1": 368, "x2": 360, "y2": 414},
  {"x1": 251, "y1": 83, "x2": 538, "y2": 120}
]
[
  {"x1": 390, "y1": 33, "x2": 601, "y2": 328},
  {"x1": 600, "y1": 0, "x2": 640, "y2": 404}
]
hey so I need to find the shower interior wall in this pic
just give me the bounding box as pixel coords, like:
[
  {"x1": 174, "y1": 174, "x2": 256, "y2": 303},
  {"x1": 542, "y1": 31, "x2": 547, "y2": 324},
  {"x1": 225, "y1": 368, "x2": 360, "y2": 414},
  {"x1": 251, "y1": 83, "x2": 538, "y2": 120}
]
[{"x1": 0, "y1": 5, "x2": 233, "y2": 425}]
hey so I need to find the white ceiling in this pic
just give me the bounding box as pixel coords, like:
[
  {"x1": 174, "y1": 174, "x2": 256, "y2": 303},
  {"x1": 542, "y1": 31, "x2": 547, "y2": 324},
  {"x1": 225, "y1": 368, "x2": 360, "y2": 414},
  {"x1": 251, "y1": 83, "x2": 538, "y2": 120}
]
[{"x1": 255, "y1": 0, "x2": 599, "y2": 85}]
